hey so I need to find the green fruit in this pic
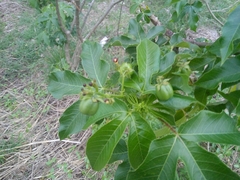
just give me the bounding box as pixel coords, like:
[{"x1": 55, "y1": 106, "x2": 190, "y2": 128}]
[
  {"x1": 156, "y1": 82, "x2": 174, "y2": 101},
  {"x1": 79, "y1": 98, "x2": 99, "y2": 115}
]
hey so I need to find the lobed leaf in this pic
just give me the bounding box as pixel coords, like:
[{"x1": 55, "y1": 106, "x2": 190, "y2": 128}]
[
  {"x1": 48, "y1": 70, "x2": 90, "y2": 99},
  {"x1": 127, "y1": 135, "x2": 240, "y2": 180},
  {"x1": 83, "y1": 99, "x2": 128, "y2": 129},
  {"x1": 81, "y1": 40, "x2": 110, "y2": 87},
  {"x1": 179, "y1": 110, "x2": 240, "y2": 145},
  {"x1": 128, "y1": 113, "x2": 156, "y2": 169},
  {"x1": 137, "y1": 39, "x2": 160, "y2": 91},
  {"x1": 58, "y1": 100, "x2": 88, "y2": 140},
  {"x1": 86, "y1": 119, "x2": 129, "y2": 171},
  {"x1": 196, "y1": 56, "x2": 240, "y2": 89}
]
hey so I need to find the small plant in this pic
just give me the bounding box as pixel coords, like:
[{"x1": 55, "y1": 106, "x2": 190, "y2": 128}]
[{"x1": 48, "y1": 2, "x2": 240, "y2": 179}]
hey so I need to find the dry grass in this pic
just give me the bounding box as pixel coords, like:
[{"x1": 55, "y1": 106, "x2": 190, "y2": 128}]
[{"x1": 0, "y1": 1, "x2": 105, "y2": 179}]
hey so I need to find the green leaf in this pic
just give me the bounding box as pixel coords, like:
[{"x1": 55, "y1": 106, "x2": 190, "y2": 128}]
[
  {"x1": 215, "y1": 5, "x2": 240, "y2": 64},
  {"x1": 159, "y1": 51, "x2": 176, "y2": 74},
  {"x1": 128, "y1": 19, "x2": 146, "y2": 40},
  {"x1": 48, "y1": 70, "x2": 90, "y2": 99},
  {"x1": 219, "y1": 90, "x2": 240, "y2": 107},
  {"x1": 81, "y1": 40, "x2": 110, "y2": 87},
  {"x1": 189, "y1": 56, "x2": 215, "y2": 71},
  {"x1": 115, "y1": 160, "x2": 131, "y2": 180},
  {"x1": 137, "y1": 39, "x2": 160, "y2": 91},
  {"x1": 149, "y1": 103, "x2": 175, "y2": 126},
  {"x1": 185, "y1": 4, "x2": 199, "y2": 31},
  {"x1": 109, "y1": 35, "x2": 138, "y2": 48},
  {"x1": 160, "y1": 94, "x2": 196, "y2": 110},
  {"x1": 194, "y1": 87, "x2": 217, "y2": 105},
  {"x1": 196, "y1": 56, "x2": 240, "y2": 89},
  {"x1": 170, "y1": 73, "x2": 192, "y2": 93},
  {"x1": 58, "y1": 100, "x2": 88, "y2": 140},
  {"x1": 109, "y1": 139, "x2": 128, "y2": 164},
  {"x1": 83, "y1": 99, "x2": 128, "y2": 129},
  {"x1": 127, "y1": 135, "x2": 240, "y2": 180},
  {"x1": 124, "y1": 72, "x2": 143, "y2": 91},
  {"x1": 128, "y1": 113, "x2": 156, "y2": 169},
  {"x1": 86, "y1": 119, "x2": 129, "y2": 171},
  {"x1": 146, "y1": 26, "x2": 165, "y2": 40},
  {"x1": 179, "y1": 110, "x2": 240, "y2": 145}
]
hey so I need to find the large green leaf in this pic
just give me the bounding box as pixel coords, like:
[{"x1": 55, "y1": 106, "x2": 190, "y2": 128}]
[
  {"x1": 58, "y1": 100, "x2": 88, "y2": 140},
  {"x1": 128, "y1": 19, "x2": 146, "y2": 40},
  {"x1": 146, "y1": 26, "x2": 165, "y2": 39},
  {"x1": 149, "y1": 103, "x2": 175, "y2": 126},
  {"x1": 160, "y1": 94, "x2": 196, "y2": 110},
  {"x1": 128, "y1": 113, "x2": 156, "y2": 169},
  {"x1": 179, "y1": 110, "x2": 240, "y2": 145},
  {"x1": 159, "y1": 51, "x2": 176, "y2": 74},
  {"x1": 83, "y1": 99, "x2": 128, "y2": 129},
  {"x1": 48, "y1": 70, "x2": 90, "y2": 99},
  {"x1": 109, "y1": 139, "x2": 128, "y2": 164},
  {"x1": 219, "y1": 90, "x2": 240, "y2": 107},
  {"x1": 86, "y1": 119, "x2": 129, "y2": 171},
  {"x1": 115, "y1": 160, "x2": 131, "y2": 180},
  {"x1": 81, "y1": 41, "x2": 110, "y2": 87},
  {"x1": 196, "y1": 56, "x2": 240, "y2": 89},
  {"x1": 108, "y1": 35, "x2": 138, "y2": 48},
  {"x1": 137, "y1": 39, "x2": 160, "y2": 91},
  {"x1": 212, "y1": 5, "x2": 240, "y2": 64},
  {"x1": 127, "y1": 135, "x2": 240, "y2": 180}
]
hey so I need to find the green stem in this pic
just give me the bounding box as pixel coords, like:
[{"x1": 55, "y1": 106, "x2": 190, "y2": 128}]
[{"x1": 120, "y1": 75, "x2": 125, "y2": 96}]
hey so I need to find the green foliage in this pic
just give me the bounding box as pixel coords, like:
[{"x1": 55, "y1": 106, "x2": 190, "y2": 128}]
[
  {"x1": 36, "y1": 2, "x2": 74, "y2": 46},
  {"x1": 47, "y1": 2, "x2": 240, "y2": 179}
]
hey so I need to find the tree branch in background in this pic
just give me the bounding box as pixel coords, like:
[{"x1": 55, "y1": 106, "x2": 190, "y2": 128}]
[
  {"x1": 202, "y1": 0, "x2": 224, "y2": 26},
  {"x1": 74, "y1": 0, "x2": 83, "y2": 42},
  {"x1": 117, "y1": 0, "x2": 124, "y2": 36},
  {"x1": 55, "y1": 0, "x2": 71, "y2": 65},
  {"x1": 81, "y1": 0, "x2": 95, "y2": 32},
  {"x1": 84, "y1": 0, "x2": 123, "y2": 40}
]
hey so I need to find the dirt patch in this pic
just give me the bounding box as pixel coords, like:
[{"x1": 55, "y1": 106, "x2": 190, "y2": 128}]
[{"x1": 186, "y1": 27, "x2": 220, "y2": 42}]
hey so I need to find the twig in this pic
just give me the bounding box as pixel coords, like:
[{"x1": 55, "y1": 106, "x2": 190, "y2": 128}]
[
  {"x1": 55, "y1": 0, "x2": 71, "y2": 65},
  {"x1": 84, "y1": 0, "x2": 124, "y2": 40},
  {"x1": 117, "y1": 0, "x2": 124, "y2": 36},
  {"x1": 81, "y1": 0, "x2": 95, "y2": 32},
  {"x1": 75, "y1": 0, "x2": 83, "y2": 42},
  {"x1": 0, "y1": 139, "x2": 84, "y2": 153},
  {"x1": 202, "y1": 0, "x2": 224, "y2": 26}
]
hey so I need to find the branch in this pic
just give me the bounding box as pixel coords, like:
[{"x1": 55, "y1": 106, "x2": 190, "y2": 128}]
[
  {"x1": 117, "y1": 0, "x2": 124, "y2": 36},
  {"x1": 84, "y1": 0, "x2": 123, "y2": 40},
  {"x1": 202, "y1": 0, "x2": 224, "y2": 26},
  {"x1": 75, "y1": 0, "x2": 83, "y2": 42},
  {"x1": 81, "y1": 0, "x2": 95, "y2": 32},
  {"x1": 55, "y1": 0, "x2": 71, "y2": 64}
]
